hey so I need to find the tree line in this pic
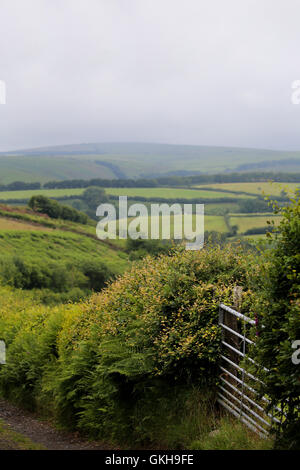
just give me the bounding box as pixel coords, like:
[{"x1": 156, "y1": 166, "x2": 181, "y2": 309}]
[
  {"x1": 1, "y1": 172, "x2": 300, "y2": 192},
  {"x1": 43, "y1": 172, "x2": 300, "y2": 189}
]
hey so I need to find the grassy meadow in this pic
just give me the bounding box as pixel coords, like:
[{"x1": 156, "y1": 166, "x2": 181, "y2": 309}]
[
  {"x1": 0, "y1": 187, "x2": 86, "y2": 200},
  {"x1": 193, "y1": 181, "x2": 300, "y2": 197},
  {"x1": 0, "y1": 230, "x2": 128, "y2": 273},
  {"x1": 229, "y1": 213, "x2": 282, "y2": 234},
  {"x1": 0, "y1": 186, "x2": 255, "y2": 201}
]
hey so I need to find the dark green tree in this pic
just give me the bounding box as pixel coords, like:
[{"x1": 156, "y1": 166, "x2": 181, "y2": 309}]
[{"x1": 82, "y1": 187, "x2": 109, "y2": 210}]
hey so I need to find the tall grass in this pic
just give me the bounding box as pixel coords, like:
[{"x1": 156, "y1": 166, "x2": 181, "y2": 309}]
[{"x1": 190, "y1": 416, "x2": 274, "y2": 450}]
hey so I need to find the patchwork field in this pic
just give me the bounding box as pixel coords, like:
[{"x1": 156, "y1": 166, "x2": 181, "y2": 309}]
[{"x1": 0, "y1": 180, "x2": 291, "y2": 240}]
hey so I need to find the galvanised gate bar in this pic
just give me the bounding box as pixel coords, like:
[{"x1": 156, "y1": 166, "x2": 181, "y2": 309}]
[{"x1": 218, "y1": 303, "x2": 281, "y2": 437}]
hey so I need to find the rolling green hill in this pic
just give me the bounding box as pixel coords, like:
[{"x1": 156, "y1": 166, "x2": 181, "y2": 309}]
[
  {"x1": 0, "y1": 156, "x2": 115, "y2": 184},
  {"x1": 0, "y1": 205, "x2": 130, "y2": 304},
  {"x1": 1, "y1": 142, "x2": 300, "y2": 183}
]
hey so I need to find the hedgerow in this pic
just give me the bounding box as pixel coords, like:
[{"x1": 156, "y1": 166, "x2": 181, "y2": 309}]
[
  {"x1": 28, "y1": 195, "x2": 88, "y2": 224},
  {"x1": 0, "y1": 243, "x2": 255, "y2": 444}
]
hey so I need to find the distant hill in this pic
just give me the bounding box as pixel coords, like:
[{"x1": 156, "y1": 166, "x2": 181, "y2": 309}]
[
  {"x1": 1, "y1": 142, "x2": 300, "y2": 184},
  {"x1": 234, "y1": 158, "x2": 300, "y2": 172}
]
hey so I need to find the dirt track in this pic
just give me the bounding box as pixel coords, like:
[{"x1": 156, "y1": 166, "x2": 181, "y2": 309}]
[{"x1": 0, "y1": 398, "x2": 114, "y2": 450}]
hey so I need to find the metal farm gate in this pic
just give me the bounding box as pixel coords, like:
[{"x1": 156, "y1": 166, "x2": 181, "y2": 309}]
[{"x1": 217, "y1": 303, "x2": 281, "y2": 437}]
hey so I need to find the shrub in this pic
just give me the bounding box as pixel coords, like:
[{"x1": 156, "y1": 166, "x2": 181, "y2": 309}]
[
  {"x1": 125, "y1": 238, "x2": 173, "y2": 260},
  {"x1": 244, "y1": 226, "x2": 272, "y2": 235},
  {"x1": 28, "y1": 195, "x2": 88, "y2": 224},
  {"x1": 79, "y1": 259, "x2": 112, "y2": 291},
  {"x1": 0, "y1": 256, "x2": 113, "y2": 300}
]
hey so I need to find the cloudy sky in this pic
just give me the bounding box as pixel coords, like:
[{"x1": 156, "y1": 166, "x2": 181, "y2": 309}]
[{"x1": 0, "y1": 0, "x2": 300, "y2": 152}]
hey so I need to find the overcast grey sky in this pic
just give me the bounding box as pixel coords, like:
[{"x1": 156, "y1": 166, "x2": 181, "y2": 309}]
[{"x1": 0, "y1": 0, "x2": 300, "y2": 152}]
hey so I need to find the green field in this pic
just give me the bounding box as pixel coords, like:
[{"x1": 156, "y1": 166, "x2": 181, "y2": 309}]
[
  {"x1": 0, "y1": 204, "x2": 127, "y2": 250},
  {"x1": 193, "y1": 182, "x2": 300, "y2": 197},
  {"x1": 129, "y1": 209, "x2": 283, "y2": 238},
  {"x1": 204, "y1": 215, "x2": 228, "y2": 232},
  {"x1": 0, "y1": 188, "x2": 86, "y2": 200},
  {"x1": 229, "y1": 214, "x2": 282, "y2": 234},
  {"x1": 0, "y1": 186, "x2": 254, "y2": 201}
]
